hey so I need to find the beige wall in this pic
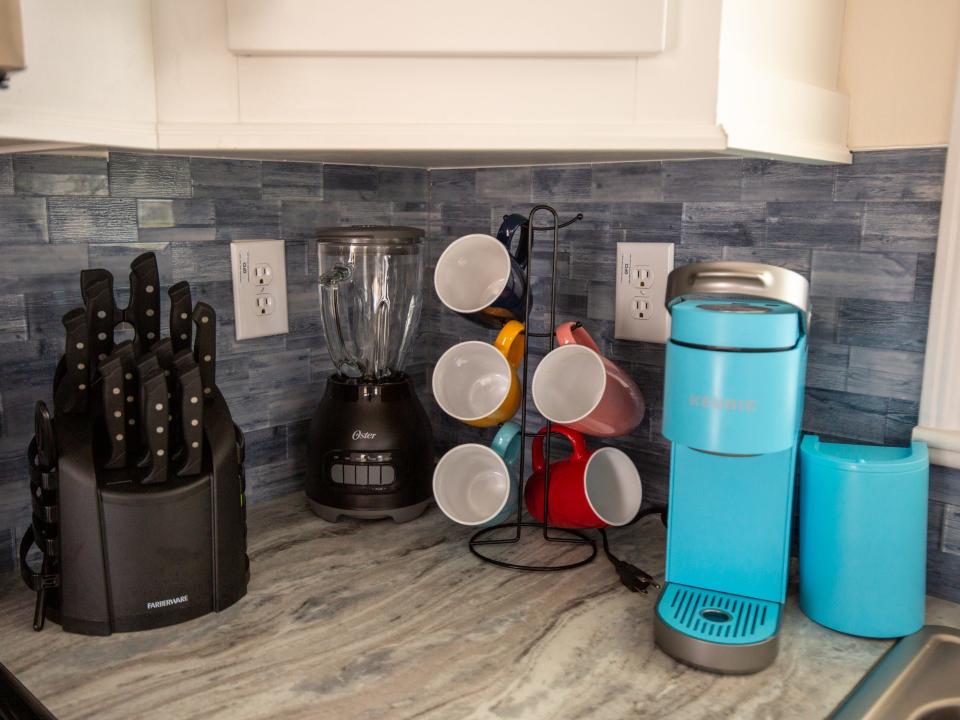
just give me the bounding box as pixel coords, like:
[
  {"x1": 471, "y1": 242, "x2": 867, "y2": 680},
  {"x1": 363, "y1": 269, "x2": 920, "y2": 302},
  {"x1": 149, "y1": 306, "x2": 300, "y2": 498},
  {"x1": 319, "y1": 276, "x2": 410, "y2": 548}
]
[{"x1": 840, "y1": 0, "x2": 960, "y2": 149}]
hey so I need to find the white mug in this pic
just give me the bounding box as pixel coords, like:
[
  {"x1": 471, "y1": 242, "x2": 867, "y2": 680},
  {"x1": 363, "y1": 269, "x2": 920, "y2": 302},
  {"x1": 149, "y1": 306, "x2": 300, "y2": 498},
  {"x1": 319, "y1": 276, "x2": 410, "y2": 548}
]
[{"x1": 433, "y1": 443, "x2": 519, "y2": 527}]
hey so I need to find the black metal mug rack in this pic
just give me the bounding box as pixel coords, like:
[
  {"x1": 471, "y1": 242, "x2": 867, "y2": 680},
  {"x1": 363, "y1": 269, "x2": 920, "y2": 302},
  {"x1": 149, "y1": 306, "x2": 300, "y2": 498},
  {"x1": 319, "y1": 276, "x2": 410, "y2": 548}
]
[{"x1": 466, "y1": 204, "x2": 600, "y2": 572}]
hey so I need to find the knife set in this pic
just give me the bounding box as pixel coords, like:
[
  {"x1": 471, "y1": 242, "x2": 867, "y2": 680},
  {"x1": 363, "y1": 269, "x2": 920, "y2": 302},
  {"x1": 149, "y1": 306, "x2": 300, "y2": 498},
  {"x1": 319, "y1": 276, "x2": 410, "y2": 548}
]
[{"x1": 19, "y1": 252, "x2": 249, "y2": 635}]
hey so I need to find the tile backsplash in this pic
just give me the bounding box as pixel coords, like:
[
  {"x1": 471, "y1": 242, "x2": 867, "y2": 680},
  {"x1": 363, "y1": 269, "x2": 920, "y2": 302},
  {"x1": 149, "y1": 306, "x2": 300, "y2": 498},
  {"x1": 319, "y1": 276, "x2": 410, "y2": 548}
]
[{"x1": 0, "y1": 148, "x2": 958, "y2": 605}]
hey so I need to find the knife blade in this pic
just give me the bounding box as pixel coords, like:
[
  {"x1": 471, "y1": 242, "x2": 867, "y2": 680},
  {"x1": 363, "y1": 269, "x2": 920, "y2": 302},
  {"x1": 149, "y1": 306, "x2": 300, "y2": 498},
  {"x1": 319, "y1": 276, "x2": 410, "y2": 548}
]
[
  {"x1": 173, "y1": 349, "x2": 204, "y2": 477},
  {"x1": 138, "y1": 367, "x2": 169, "y2": 485},
  {"x1": 99, "y1": 354, "x2": 127, "y2": 469},
  {"x1": 57, "y1": 308, "x2": 90, "y2": 414},
  {"x1": 127, "y1": 252, "x2": 161, "y2": 352},
  {"x1": 192, "y1": 302, "x2": 217, "y2": 401},
  {"x1": 83, "y1": 275, "x2": 116, "y2": 371},
  {"x1": 168, "y1": 281, "x2": 193, "y2": 354}
]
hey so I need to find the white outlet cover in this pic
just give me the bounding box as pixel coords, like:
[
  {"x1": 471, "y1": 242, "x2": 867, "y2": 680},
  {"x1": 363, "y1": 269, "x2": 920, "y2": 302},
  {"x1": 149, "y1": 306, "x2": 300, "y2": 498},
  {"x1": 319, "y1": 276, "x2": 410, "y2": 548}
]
[
  {"x1": 614, "y1": 242, "x2": 674, "y2": 343},
  {"x1": 230, "y1": 239, "x2": 289, "y2": 340}
]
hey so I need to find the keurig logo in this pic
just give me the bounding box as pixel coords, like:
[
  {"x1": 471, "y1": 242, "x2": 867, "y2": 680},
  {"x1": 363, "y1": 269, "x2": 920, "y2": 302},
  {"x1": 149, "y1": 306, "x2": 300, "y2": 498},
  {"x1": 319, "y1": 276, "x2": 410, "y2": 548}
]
[
  {"x1": 147, "y1": 594, "x2": 189, "y2": 610},
  {"x1": 688, "y1": 394, "x2": 757, "y2": 413},
  {"x1": 352, "y1": 430, "x2": 376, "y2": 440}
]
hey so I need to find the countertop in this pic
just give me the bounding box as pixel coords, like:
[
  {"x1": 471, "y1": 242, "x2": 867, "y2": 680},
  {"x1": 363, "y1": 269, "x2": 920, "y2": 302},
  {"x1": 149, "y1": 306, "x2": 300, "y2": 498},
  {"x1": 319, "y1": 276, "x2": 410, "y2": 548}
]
[{"x1": 1, "y1": 493, "x2": 959, "y2": 720}]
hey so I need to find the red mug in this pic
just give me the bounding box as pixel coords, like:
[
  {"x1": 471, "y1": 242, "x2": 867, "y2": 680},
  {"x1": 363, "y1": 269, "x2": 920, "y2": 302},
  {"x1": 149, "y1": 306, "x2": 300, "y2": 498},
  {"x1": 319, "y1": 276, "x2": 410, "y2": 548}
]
[{"x1": 524, "y1": 425, "x2": 643, "y2": 528}]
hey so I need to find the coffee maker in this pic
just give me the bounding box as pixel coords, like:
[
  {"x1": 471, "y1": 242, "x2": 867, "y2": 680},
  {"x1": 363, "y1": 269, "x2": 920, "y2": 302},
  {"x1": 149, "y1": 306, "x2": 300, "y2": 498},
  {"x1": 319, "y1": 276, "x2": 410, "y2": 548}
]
[
  {"x1": 654, "y1": 262, "x2": 809, "y2": 674},
  {"x1": 305, "y1": 226, "x2": 434, "y2": 522}
]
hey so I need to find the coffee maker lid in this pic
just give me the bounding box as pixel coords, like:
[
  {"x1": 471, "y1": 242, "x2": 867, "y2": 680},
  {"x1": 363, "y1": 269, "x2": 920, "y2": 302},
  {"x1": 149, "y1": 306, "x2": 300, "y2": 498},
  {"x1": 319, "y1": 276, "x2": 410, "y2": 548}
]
[{"x1": 316, "y1": 225, "x2": 425, "y2": 246}]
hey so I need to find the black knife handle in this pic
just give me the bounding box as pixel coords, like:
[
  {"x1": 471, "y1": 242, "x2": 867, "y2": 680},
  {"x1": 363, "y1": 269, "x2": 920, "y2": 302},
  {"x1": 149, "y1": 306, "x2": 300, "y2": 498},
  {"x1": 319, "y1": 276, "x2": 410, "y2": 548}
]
[
  {"x1": 168, "y1": 281, "x2": 193, "y2": 354},
  {"x1": 128, "y1": 252, "x2": 161, "y2": 351},
  {"x1": 112, "y1": 341, "x2": 139, "y2": 461},
  {"x1": 99, "y1": 355, "x2": 127, "y2": 469},
  {"x1": 192, "y1": 302, "x2": 217, "y2": 401},
  {"x1": 34, "y1": 402, "x2": 57, "y2": 470},
  {"x1": 59, "y1": 308, "x2": 90, "y2": 414},
  {"x1": 139, "y1": 368, "x2": 169, "y2": 485},
  {"x1": 84, "y1": 277, "x2": 115, "y2": 370},
  {"x1": 135, "y1": 353, "x2": 162, "y2": 467},
  {"x1": 151, "y1": 337, "x2": 177, "y2": 400},
  {"x1": 177, "y1": 364, "x2": 204, "y2": 477}
]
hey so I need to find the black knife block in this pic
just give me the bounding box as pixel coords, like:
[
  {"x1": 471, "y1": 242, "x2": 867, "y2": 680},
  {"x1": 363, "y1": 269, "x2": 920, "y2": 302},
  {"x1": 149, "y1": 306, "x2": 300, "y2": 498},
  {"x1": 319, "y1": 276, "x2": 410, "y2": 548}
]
[{"x1": 20, "y1": 258, "x2": 249, "y2": 636}]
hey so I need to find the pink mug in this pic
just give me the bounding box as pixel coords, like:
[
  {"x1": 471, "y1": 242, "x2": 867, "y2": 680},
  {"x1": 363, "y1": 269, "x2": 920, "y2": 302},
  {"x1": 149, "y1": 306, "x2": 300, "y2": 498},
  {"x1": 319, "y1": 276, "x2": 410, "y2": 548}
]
[{"x1": 531, "y1": 322, "x2": 645, "y2": 437}]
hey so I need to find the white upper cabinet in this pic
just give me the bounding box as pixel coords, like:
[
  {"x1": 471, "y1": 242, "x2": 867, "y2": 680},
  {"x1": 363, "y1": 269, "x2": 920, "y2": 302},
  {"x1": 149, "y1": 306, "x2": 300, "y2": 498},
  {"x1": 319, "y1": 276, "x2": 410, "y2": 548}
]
[{"x1": 0, "y1": 0, "x2": 851, "y2": 166}]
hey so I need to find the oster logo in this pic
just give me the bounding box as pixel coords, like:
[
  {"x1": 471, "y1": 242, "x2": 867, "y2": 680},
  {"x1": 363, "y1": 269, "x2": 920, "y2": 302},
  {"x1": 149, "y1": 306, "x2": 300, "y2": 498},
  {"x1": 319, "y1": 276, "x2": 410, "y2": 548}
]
[{"x1": 352, "y1": 430, "x2": 376, "y2": 440}]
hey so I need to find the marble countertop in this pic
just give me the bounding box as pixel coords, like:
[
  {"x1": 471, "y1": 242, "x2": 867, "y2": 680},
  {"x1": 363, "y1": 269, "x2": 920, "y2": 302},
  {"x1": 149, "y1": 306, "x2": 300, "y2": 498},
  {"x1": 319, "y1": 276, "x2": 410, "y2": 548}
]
[{"x1": 2, "y1": 493, "x2": 959, "y2": 720}]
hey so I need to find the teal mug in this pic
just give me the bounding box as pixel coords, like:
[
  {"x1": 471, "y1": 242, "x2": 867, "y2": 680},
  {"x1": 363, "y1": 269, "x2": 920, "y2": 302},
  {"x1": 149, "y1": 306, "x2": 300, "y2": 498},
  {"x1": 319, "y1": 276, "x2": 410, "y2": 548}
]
[{"x1": 433, "y1": 422, "x2": 522, "y2": 526}]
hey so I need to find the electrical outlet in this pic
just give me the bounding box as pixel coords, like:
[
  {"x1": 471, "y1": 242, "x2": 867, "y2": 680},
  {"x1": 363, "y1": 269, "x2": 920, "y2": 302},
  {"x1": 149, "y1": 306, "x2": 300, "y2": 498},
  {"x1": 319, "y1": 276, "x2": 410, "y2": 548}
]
[
  {"x1": 615, "y1": 242, "x2": 674, "y2": 343},
  {"x1": 231, "y1": 239, "x2": 289, "y2": 340}
]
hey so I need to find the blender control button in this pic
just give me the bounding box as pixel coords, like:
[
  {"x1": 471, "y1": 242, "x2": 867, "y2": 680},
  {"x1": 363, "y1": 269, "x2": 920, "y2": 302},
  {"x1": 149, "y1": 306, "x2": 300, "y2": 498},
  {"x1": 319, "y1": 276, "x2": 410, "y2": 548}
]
[
  {"x1": 356, "y1": 466, "x2": 368, "y2": 485},
  {"x1": 368, "y1": 466, "x2": 381, "y2": 485},
  {"x1": 343, "y1": 465, "x2": 356, "y2": 485},
  {"x1": 381, "y1": 466, "x2": 395, "y2": 485},
  {"x1": 331, "y1": 464, "x2": 343, "y2": 484}
]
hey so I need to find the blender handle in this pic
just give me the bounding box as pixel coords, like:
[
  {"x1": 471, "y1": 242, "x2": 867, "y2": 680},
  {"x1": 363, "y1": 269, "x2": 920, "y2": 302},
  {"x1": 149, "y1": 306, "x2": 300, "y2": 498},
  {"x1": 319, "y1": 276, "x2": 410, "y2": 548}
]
[{"x1": 373, "y1": 298, "x2": 390, "y2": 379}]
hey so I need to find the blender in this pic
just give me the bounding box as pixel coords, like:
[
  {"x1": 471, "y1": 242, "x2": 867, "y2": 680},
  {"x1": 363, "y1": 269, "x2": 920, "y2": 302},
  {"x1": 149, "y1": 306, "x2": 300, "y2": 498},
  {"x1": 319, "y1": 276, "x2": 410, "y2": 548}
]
[{"x1": 305, "y1": 226, "x2": 434, "y2": 522}]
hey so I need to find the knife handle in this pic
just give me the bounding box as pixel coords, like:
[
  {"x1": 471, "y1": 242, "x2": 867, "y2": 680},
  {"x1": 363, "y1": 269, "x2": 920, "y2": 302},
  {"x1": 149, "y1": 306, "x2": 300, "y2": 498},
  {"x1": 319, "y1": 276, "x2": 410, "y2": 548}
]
[
  {"x1": 60, "y1": 308, "x2": 90, "y2": 414},
  {"x1": 192, "y1": 302, "x2": 217, "y2": 401},
  {"x1": 139, "y1": 368, "x2": 169, "y2": 485},
  {"x1": 168, "y1": 281, "x2": 193, "y2": 354},
  {"x1": 135, "y1": 353, "x2": 162, "y2": 467},
  {"x1": 128, "y1": 252, "x2": 161, "y2": 351},
  {"x1": 151, "y1": 337, "x2": 177, "y2": 401},
  {"x1": 99, "y1": 356, "x2": 127, "y2": 469},
  {"x1": 176, "y1": 364, "x2": 204, "y2": 477},
  {"x1": 84, "y1": 277, "x2": 116, "y2": 370}
]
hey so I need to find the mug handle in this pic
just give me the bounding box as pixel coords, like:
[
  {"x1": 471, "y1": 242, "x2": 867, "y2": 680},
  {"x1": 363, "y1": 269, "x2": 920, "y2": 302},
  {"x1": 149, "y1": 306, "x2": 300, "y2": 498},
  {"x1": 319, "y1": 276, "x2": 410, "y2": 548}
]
[
  {"x1": 555, "y1": 321, "x2": 602, "y2": 354},
  {"x1": 495, "y1": 213, "x2": 530, "y2": 270},
  {"x1": 494, "y1": 320, "x2": 526, "y2": 369},
  {"x1": 531, "y1": 424, "x2": 590, "y2": 473}
]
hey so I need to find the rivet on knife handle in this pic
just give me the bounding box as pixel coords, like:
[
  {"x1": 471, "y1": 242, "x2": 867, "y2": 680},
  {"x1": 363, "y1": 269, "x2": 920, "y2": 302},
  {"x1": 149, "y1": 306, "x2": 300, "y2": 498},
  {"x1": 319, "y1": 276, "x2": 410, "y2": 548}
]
[
  {"x1": 169, "y1": 281, "x2": 193, "y2": 354},
  {"x1": 176, "y1": 363, "x2": 204, "y2": 477},
  {"x1": 59, "y1": 308, "x2": 90, "y2": 415},
  {"x1": 81, "y1": 270, "x2": 117, "y2": 369},
  {"x1": 192, "y1": 302, "x2": 217, "y2": 401},
  {"x1": 139, "y1": 368, "x2": 169, "y2": 485},
  {"x1": 99, "y1": 355, "x2": 127, "y2": 469},
  {"x1": 135, "y1": 353, "x2": 162, "y2": 468}
]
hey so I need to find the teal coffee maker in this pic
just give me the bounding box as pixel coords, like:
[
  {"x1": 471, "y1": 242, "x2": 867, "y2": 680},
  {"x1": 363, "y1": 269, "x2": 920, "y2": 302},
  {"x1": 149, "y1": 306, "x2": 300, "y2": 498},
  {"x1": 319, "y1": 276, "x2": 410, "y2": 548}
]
[{"x1": 654, "y1": 262, "x2": 810, "y2": 674}]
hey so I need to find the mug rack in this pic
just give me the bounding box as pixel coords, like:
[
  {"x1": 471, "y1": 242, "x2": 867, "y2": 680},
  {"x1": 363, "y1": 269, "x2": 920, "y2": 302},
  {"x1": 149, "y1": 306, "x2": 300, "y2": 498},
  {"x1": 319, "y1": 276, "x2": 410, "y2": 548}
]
[{"x1": 467, "y1": 205, "x2": 599, "y2": 572}]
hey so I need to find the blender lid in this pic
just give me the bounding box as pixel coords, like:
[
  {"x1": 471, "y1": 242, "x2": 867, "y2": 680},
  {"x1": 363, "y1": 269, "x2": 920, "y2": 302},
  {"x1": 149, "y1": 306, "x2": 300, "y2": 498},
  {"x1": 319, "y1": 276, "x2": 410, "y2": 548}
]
[{"x1": 316, "y1": 225, "x2": 425, "y2": 246}]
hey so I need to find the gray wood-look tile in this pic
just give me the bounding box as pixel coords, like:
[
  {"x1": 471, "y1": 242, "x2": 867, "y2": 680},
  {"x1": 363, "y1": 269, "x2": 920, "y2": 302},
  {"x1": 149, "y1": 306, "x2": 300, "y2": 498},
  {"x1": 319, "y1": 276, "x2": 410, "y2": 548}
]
[
  {"x1": 862, "y1": 202, "x2": 940, "y2": 253},
  {"x1": 808, "y1": 295, "x2": 839, "y2": 343},
  {"x1": 429, "y1": 169, "x2": 476, "y2": 202},
  {"x1": 805, "y1": 341, "x2": 849, "y2": 392},
  {"x1": 766, "y1": 201, "x2": 863, "y2": 248},
  {"x1": 681, "y1": 202, "x2": 764, "y2": 246},
  {"x1": 138, "y1": 199, "x2": 215, "y2": 228},
  {"x1": 741, "y1": 159, "x2": 837, "y2": 201},
  {"x1": 915, "y1": 252, "x2": 935, "y2": 304},
  {"x1": 931, "y1": 465, "x2": 960, "y2": 506},
  {"x1": 280, "y1": 200, "x2": 340, "y2": 241},
  {"x1": 722, "y1": 246, "x2": 811, "y2": 276},
  {"x1": 108, "y1": 153, "x2": 192, "y2": 198},
  {"x1": 834, "y1": 174, "x2": 945, "y2": 201},
  {"x1": 803, "y1": 388, "x2": 888, "y2": 443},
  {"x1": 663, "y1": 158, "x2": 742, "y2": 201},
  {"x1": 261, "y1": 161, "x2": 324, "y2": 200},
  {"x1": 13, "y1": 154, "x2": 108, "y2": 196},
  {"x1": 0, "y1": 295, "x2": 27, "y2": 344},
  {"x1": 532, "y1": 165, "x2": 593, "y2": 202},
  {"x1": 88, "y1": 242, "x2": 173, "y2": 290},
  {"x1": 837, "y1": 147, "x2": 947, "y2": 176},
  {"x1": 474, "y1": 167, "x2": 532, "y2": 201},
  {"x1": 377, "y1": 167, "x2": 427, "y2": 202},
  {"x1": 48, "y1": 197, "x2": 138, "y2": 243},
  {"x1": 846, "y1": 346, "x2": 924, "y2": 401},
  {"x1": 213, "y1": 199, "x2": 280, "y2": 241},
  {"x1": 0, "y1": 198, "x2": 47, "y2": 243},
  {"x1": 837, "y1": 298, "x2": 929, "y2": 352},
  {"x1": 591, "y1": 162, "x2": 662, "y2": 202},
  {"x1": 884, "y1": 398, "x2": 920, "y2": 446},
  {"x1": 0, "y1": 156, "x2": 12, "y2": 195},
  {"x1": 811, "y1": 250, "x2": 916, "y2": 301},
  {"x1": 942, "y1": 504, "x2": 960, "y2": 556},
  {"x1": 323, "y1": 164, "x2": 378, "y2": 200},
  {"x1": 191, "y1": 158, "x2": 261, "y2": 199}
]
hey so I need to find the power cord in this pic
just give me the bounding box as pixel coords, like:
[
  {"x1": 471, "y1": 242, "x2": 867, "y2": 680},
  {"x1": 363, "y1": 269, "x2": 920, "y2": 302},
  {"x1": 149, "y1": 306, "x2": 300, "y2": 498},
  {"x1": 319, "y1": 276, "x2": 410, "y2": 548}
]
[{"x1": 599, "y1": 504, "x2": 668, "y2": 594}]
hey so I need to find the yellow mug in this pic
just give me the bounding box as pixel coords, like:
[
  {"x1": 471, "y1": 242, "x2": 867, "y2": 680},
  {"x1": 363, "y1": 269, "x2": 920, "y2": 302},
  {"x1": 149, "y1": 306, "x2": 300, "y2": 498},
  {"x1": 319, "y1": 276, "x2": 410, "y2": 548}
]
[{"x1": 432, "y1": 321, "x2": 525, "y2": 428}]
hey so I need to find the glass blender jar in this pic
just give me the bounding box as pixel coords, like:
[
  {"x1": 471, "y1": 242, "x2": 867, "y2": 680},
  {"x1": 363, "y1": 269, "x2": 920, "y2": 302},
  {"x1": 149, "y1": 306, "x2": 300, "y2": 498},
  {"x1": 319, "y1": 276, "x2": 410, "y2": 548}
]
[{"x1": 306, "y1": 227, "x2": 434, "y2": 523}]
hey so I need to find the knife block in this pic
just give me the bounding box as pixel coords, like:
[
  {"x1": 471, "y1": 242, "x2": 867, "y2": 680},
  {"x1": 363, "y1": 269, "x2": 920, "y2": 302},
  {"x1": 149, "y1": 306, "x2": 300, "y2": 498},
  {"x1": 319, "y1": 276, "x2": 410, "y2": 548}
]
[
  {"x1": 20, "y1": 255, "x2": 249, "y2": 635},
  {"x1": 26, "y1": 392, "x2": 249, "y2": 636}
]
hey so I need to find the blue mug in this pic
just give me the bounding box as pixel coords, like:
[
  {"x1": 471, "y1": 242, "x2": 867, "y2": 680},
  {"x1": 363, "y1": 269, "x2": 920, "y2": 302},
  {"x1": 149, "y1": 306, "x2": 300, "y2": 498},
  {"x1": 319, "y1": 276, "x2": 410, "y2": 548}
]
[{"x1": 434, "y1": 214, "x2": 528, "y2": 328}]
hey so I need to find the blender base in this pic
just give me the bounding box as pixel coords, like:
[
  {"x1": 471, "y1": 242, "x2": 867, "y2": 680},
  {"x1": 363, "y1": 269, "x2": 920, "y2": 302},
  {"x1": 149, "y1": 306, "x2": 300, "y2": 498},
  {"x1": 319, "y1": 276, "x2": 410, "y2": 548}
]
[{"x1": 307, "y1": 498, "x2": 432, "y2": 524}]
